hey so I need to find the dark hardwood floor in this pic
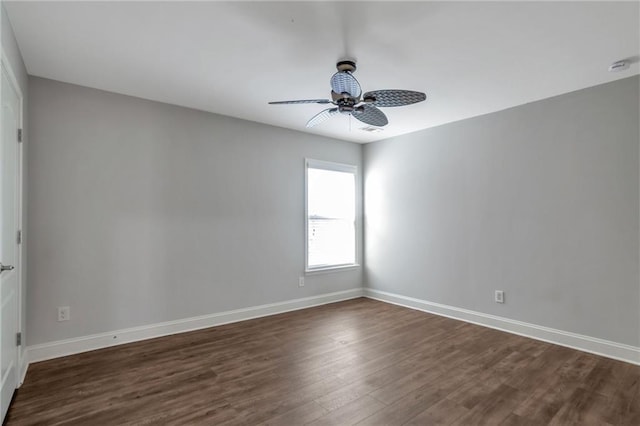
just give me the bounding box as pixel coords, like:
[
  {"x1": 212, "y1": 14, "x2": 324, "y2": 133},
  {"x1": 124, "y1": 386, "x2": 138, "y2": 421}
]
[{"x1": 6, "y1": 298, "x2": 640, "y2": 425}]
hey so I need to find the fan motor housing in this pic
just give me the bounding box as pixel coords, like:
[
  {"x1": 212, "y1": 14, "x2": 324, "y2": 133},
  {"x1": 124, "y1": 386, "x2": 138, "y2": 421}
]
[{"x1": 336, "y1": 60, "x2": 357, "y2": 73}]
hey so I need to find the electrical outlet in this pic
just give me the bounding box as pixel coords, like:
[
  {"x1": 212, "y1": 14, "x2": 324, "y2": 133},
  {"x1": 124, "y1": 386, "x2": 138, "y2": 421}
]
[
  {"x1": 495, "y1": 290, "x2": 505, "y2": 304},
  {"x1": 298, "y1": 276, "x2": 305, "y2": 287},
  {"x1": 58, "y1": 306, "x2": 70, "y2": 321}
]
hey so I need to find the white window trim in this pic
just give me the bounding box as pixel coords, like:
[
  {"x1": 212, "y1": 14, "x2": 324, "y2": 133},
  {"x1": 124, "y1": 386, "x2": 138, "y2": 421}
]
[{"x1": 304, "y1": 158, "x2": 361, "y2": 273}]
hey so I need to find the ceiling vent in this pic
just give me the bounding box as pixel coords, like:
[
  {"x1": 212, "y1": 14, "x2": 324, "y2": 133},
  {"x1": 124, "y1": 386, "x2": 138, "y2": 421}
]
[
  {"x1": 360, "y1": 126, "x2": 384, "y2": 133},
  {"x1": 609, "y1": 60, "x2": 630, "y2": 72}
]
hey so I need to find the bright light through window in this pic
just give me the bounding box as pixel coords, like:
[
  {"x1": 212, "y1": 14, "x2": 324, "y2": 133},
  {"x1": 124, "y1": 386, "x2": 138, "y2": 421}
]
[{"x1": 306, "y1": 160, "x2": 357, "y2": 270}]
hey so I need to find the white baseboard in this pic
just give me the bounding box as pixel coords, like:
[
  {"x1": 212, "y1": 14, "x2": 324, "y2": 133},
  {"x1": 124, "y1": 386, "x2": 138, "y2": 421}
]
[
  {"x1": 24, "y1": 287, "x2": 640, "y2": 367},
  {"x1": 364, "y1": 288, "x2": 640, "y2": 366},
  {"x1": 18, "y1": 349, "x2": 28, "y2": 386},
  {"x1": 27, "y1": 288, "x2": 364, "y2": 363}
]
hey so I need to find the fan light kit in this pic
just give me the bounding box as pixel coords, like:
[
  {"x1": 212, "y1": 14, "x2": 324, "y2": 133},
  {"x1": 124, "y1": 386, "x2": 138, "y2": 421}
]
[{"x1": 269, "y1": 60, "x2": 427, "y2": 128}]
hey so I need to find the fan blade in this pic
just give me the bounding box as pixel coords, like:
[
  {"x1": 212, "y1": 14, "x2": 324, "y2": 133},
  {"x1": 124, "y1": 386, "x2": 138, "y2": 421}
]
[
  {"x1": 330, "y1": 72, "x2": 362, "y2": 98},
  {"x1": 269, "y1": 99, "x2": 332, "y2": 105},
  {"x1": 306, "y1": 108, "x2": 339, "y2": 128},
  {"x1": 353, "y1": 105, "x2": 388, "y2": 127},
  {"x1": 362, "y1": 90, "x2": 426, "y2": 107}
]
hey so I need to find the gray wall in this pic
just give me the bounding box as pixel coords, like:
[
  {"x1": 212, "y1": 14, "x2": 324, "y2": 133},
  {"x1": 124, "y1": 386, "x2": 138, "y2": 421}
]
[
  {"x1": 24, "y1": 72, "x2": 640, "y2": 349},
  {"x1": 27, "y1": 77, "x2": 363, "y2": 346},
  {"x1": 364, "y1": 76, "x2": 640, "y2": 346},
  {"x1": 2, "y1": 2, "x2": 28, "y2": 359}
]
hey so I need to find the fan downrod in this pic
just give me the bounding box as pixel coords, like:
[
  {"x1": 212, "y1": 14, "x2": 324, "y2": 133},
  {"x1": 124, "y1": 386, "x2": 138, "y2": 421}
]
[{"x1": 336, "y1": 60, "x2": 357, "y2": 73}]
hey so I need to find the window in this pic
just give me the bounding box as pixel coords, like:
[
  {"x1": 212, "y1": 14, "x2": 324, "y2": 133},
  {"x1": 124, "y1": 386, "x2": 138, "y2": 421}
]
[{"x1": 305, "y1": 159, "x2": 358, "y2": 271}]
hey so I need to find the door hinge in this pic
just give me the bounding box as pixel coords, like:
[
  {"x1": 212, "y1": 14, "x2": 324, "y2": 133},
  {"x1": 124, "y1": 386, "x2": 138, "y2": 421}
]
[
  {"x1": 17, "y1": 128, "x2": 22, "y2": 142},
  {"x1": 17, "y1": 230, "x2": 22, "y2": 245},
  {"x1": 16, "y1": 332, "x2": 21, "y2": 346}
]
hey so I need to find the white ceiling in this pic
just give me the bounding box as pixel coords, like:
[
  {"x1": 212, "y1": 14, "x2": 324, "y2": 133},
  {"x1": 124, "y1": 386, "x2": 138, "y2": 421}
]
[{"x1": 5, "y1": 1, "x2": 639, "y2": 143}]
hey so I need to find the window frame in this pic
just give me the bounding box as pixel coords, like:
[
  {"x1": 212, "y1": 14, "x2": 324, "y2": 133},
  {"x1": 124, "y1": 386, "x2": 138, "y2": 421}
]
[{"x1": 304, "y1": 158, "x2": 360, "y2": 273}]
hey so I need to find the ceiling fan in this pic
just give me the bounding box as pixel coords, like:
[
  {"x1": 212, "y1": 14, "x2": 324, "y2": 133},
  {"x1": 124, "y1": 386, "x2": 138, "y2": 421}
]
[{"x1": 269, "y1": 60, "x2": 427, "y2": 128}]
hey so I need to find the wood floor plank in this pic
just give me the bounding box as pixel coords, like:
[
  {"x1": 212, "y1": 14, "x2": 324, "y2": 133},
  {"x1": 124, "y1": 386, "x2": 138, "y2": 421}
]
[
  {"x1": 307, "y1": 395, "x2": 385, "y2": 426},
  {"x1": 6, "y1": 298, "x2": 640, "y2": 425},
  {"x1": 258, "y1": 400, "x2": 328, "y2": 426},
  {"x1": 450, "y1": 383, "x2": 528, "y2": 425},
  {"x1": 548, "y1": 386, "x2": 616, "y2": 426},
  {"x1": 403, "y1": 397, "x2": 469, "y2": 426},
  {"x1": 229, "y1": 376, "x2": 346, "y2": 424},
  {"x1": 355, "y1": 384, "x2": 444, "y2": 425}
]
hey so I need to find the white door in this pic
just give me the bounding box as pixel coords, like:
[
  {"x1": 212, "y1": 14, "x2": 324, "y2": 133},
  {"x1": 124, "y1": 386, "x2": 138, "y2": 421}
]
[{"x1": 0, "y1": 58, "x2": 22, "y2": 422}]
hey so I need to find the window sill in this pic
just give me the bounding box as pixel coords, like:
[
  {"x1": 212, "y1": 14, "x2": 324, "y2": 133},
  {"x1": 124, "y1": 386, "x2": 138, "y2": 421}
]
[{"x1": 305, "y1": 264, "x2": 361, "y2": 275}]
